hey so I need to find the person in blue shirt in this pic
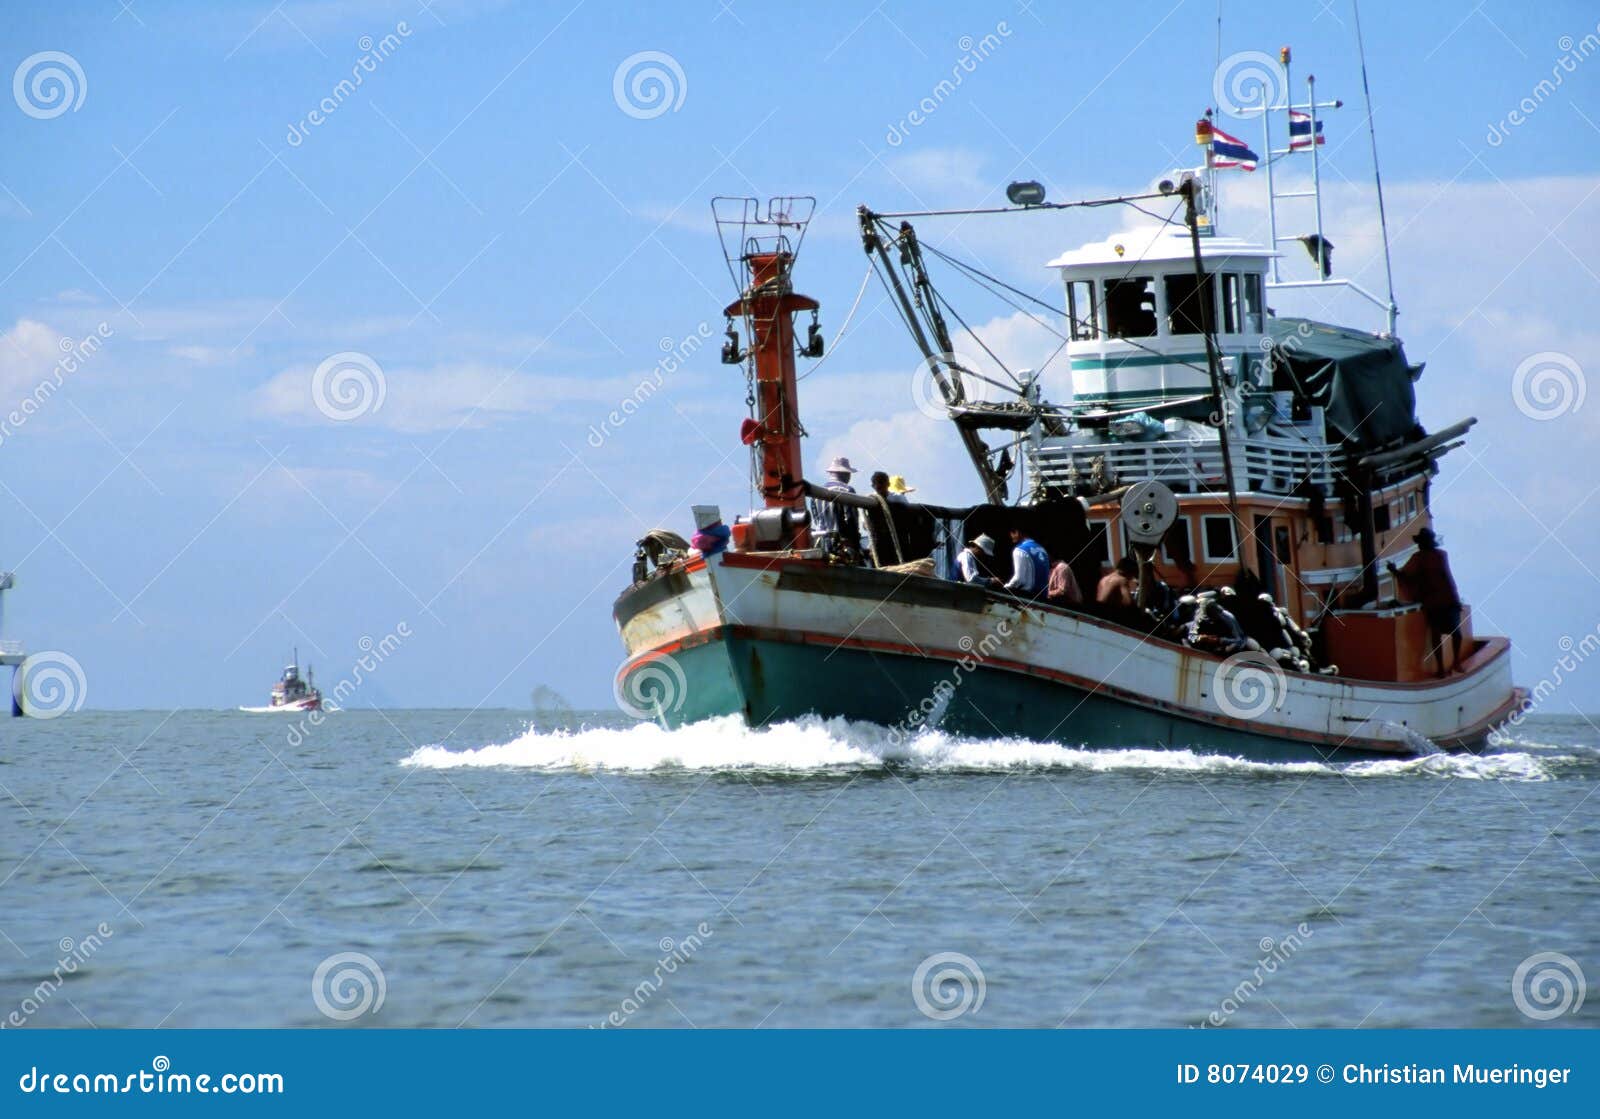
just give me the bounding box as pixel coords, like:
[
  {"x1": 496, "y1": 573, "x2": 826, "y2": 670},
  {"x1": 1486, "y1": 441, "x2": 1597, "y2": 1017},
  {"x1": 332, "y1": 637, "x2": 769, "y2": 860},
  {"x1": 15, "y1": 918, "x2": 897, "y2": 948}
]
[{"x1": 1003, "y1": 527, "x2": 1051, "y2": 597}]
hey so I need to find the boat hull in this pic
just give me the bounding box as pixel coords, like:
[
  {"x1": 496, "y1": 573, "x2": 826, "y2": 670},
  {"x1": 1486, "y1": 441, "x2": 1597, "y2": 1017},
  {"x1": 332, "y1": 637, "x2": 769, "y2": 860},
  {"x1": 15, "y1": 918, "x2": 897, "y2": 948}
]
[
  {"x1": 240, "y1": 698, "x2": 322, "y2": 713},
  {"x1": 614, "y1": 553, "x2": 1521, "y2": 762}
]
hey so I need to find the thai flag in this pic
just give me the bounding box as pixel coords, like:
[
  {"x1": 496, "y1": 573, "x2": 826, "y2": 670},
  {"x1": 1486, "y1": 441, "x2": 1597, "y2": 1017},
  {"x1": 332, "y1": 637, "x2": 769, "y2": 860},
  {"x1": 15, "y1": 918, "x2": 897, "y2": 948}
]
[
  {"x1": 1210, "y1": 126, "x2": 1259, "y2": 171},
  {"x1": 1289, "y1": 110, "x2": 1325, "y2": 150}
]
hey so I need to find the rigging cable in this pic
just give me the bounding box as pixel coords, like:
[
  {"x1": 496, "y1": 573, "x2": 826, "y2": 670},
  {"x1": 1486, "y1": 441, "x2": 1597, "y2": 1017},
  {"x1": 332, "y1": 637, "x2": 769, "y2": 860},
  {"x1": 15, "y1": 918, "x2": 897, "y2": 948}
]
[
  {"x1": 928, "y1": 285, "x2": 1025, "y2": 390},
  {"x1": 894, "y1": 200, "x2": 1216, "y2": 384},
  {"x1": 797, "y1": 261, "x2": 874, "y2": 382}
]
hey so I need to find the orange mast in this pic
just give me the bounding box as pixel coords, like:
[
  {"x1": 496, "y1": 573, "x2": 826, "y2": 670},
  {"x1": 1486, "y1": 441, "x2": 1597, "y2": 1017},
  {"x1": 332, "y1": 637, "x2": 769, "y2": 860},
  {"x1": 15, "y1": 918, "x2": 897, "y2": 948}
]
[{"x1": 715, "y1": 197, "x2": 822, "y2": 552}]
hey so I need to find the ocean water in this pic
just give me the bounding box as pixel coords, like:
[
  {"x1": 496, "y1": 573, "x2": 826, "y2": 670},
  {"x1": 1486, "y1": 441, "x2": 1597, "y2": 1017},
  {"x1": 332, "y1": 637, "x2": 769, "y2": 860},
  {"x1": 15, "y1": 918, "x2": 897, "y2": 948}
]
[{"x1": 1, "y1": 709, "x2": 1596, "y2": 1029}]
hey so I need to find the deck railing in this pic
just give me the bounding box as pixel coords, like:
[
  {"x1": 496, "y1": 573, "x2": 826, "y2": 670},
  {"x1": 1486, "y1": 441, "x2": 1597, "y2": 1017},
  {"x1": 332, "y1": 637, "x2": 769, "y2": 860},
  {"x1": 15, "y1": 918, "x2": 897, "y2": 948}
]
[{"x1": 1029, "y1": 433, "x2": 1336, "y2": 496}]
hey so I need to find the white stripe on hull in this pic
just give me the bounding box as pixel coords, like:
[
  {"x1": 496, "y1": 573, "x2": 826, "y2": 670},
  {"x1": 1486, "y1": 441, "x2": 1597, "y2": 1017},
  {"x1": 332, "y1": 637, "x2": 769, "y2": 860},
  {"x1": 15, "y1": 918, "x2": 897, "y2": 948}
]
[{"x1": 617, "y1": 555, "x2": 1517, "y2": 752}]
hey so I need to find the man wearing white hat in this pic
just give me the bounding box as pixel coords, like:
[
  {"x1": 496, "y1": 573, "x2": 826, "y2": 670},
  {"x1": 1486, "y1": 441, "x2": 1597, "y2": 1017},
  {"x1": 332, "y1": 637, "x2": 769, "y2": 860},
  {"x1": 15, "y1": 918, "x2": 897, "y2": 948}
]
[
  {"x1": 957, "y1": 534, "x2": 997, "y2": 585},
  {"x1": 812, "y1": 456, "x2": 860, "y2": 552}
]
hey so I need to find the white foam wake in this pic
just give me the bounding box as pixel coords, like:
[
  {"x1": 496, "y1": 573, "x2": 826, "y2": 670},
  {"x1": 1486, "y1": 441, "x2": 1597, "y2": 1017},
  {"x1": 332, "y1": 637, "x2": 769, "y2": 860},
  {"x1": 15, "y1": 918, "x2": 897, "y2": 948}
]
[{"x1": 399, "y1": 715, "x2": 1566, "y2": 780}]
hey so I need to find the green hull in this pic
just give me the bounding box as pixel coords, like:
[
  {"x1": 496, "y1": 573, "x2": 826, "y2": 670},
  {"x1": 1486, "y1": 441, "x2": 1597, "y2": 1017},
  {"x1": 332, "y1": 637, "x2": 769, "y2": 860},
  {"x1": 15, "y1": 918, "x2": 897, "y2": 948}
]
[{"x1": 643, "y1": 630, "x2": 1395, "y2": 764}]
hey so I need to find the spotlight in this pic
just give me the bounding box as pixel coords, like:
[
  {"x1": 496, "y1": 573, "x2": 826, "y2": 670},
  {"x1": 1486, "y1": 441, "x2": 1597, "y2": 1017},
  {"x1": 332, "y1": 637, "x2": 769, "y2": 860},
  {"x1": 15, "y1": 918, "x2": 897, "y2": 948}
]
[{"x1": 1006, "y1": 180, "x2": 1047, "y2": 207}]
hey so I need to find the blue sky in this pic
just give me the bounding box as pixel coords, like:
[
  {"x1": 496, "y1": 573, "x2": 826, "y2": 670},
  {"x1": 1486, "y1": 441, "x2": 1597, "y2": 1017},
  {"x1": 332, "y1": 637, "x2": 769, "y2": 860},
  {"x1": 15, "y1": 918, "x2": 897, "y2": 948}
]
[{"x1": 1, "y1": 0, "x2": 1597, "y2": 713}]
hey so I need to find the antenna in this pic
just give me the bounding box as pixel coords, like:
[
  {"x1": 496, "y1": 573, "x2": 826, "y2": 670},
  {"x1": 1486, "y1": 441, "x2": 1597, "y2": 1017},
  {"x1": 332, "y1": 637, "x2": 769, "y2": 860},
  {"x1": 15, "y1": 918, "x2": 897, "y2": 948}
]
[
  {"x1": 1230, "y1": 44, "x2": 1396, "y2": 330},
  {"x1": 1352, "y1": 0, "x2": 1399, "y2": 333}
]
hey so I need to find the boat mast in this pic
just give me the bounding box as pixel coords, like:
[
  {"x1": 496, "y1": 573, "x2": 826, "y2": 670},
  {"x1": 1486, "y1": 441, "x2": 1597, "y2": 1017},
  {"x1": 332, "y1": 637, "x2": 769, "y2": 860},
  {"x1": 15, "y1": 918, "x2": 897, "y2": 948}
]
[
  {"x1": 717, "y1": 199, "x2": 820, "y2": 549},
  {"x1": 1181, "y1": 178, "x2": 1245, "y2": 558}
]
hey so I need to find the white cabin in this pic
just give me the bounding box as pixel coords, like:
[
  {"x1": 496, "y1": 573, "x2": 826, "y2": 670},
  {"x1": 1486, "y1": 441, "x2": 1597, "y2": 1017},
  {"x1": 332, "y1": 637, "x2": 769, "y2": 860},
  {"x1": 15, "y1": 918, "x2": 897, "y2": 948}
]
[{"x1": 1028, "y1": 224, "x2": 1336, "y2": 500}]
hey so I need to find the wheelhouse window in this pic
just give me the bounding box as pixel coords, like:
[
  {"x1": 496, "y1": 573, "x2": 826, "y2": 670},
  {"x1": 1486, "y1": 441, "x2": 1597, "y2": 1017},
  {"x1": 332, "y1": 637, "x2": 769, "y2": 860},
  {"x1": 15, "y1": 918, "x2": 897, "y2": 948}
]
[
  {"x1": 1242, "y1": 272, "x2": 1264, "y2": 332},
  {"x1": 1161, "y1": 516, "x2": 1192, "y2": 565},
  {"x1": 1221, "y1": 272, "x2": 1243, "y2": 333},
  {"x1": 1201, "y1": 514, "x2": 1237, "y2": 562},
  {"x1": 1164, "y1": 272, "x2": 1216, "y2": 337},
  {"x1": 1066, "y1": 279, "x2": 1099, "y2": 340},
  {"x1": 1104, "y1": 276, "x2": 1158, "y2": 338}
]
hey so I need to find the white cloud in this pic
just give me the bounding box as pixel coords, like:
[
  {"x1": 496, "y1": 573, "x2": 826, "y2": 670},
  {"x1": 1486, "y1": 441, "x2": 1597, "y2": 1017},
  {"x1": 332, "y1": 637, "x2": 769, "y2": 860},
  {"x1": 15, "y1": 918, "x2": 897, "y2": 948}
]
[
  {"x1": 170, "y1": 344, "x2": 246, "y2": 365},
  {"x1": 0, "y1": 319, "x2": 66, "y2": 399},
  {"x1": 253, "y1": 358, "x2": 710, "y2": 434},
  {"x1": 883, "y1": 147, "x2": 993, "y2": 204}
]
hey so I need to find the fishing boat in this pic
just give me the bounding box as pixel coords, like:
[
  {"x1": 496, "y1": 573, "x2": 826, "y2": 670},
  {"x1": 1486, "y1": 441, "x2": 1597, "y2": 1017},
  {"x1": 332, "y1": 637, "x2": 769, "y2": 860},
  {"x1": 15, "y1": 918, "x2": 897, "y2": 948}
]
[
  {"x1": 241, "y1": 651, "x2": 322, "y2": 713},
  {"x1": 612, "y1": 48, "x2": 1521, "y2": 761}
]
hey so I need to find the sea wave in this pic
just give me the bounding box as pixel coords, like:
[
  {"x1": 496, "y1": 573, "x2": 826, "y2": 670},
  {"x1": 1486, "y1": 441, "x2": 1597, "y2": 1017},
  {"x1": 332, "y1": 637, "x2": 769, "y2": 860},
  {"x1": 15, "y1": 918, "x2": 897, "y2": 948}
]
[{"x1": 399, "y1": 715, "x2": 1573, "y2": 781}]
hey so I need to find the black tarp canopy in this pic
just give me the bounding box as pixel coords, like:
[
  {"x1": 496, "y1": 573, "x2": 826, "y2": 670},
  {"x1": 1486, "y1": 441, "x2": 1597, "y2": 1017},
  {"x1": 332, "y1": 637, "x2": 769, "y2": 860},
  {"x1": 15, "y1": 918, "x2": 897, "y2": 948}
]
[
  {"x1": 1264, "y1": 316, "x2": 1423, "y2": 450},
  {"x1": 803, "y1": 481, "x2": 1098, "y2": 592}
]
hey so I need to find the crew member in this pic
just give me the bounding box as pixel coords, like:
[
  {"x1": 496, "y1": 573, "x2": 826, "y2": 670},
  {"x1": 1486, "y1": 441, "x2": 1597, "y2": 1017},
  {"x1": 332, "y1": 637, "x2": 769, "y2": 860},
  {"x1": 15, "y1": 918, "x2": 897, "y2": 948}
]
[
  {"x1": 1046, "y1": 558, "x2": 1083, "y2": 606},
  {"x1": 1096, "y1": 555, "x2": 1139, "y2": 609},
  {"x1": 958, "y1": 534, "x2": 996, "y2": 584},
  {"x1": 1388, "y1": 527, "x2": 1464, "y2": 677},
  {"x1": 1004, "y1": 527, "x2": 1050, "y2": 597},
  {"x1": 812, "y1": 456, "x2": 859, "y2": 551}
]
